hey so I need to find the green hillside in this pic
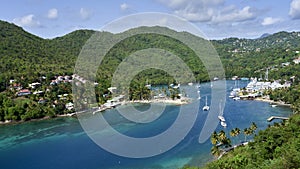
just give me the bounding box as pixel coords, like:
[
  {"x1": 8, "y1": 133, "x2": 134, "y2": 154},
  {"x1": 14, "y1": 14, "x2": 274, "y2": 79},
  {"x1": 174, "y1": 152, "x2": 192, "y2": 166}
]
[
  {"x1": 0, "y1": 20, "x2": 95, "y2": 86},
  {"x1": 1, "y1": 20, "x2": 300, "y2": 86}
]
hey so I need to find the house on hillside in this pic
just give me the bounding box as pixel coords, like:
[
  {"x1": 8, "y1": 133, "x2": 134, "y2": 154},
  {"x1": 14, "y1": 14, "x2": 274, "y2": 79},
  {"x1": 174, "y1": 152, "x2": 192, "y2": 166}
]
[
  {"x1": 10, "y1": 83, "x2": 22, "y2": 91},
  {"x1": 17, "y1": 89, "x2": 31, "y2": 96},
  {"x1": 281, "y1": 62, "x2": 290, "y2": 67},
  {"x1": 293, "y1": 57, "x2": 300, "y2": 64},
  {"x1": 65, "y1": 102, "x2": 74, "y2": 110},
  {"x1": 29, "y1": 82, "x2": 41, "y2": 89}
]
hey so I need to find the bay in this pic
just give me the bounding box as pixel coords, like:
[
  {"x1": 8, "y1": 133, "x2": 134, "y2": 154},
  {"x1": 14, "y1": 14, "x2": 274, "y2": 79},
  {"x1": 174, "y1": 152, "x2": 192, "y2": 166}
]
[{"x1": 0, "y1": 80, "x2": 293, "y2": 169}]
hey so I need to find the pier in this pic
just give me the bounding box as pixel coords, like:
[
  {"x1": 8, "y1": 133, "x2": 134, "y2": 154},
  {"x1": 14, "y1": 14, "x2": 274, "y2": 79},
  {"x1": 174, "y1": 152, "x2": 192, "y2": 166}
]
[{"x1": 267, "y1": 116, "x2": 289, "y2": 122}]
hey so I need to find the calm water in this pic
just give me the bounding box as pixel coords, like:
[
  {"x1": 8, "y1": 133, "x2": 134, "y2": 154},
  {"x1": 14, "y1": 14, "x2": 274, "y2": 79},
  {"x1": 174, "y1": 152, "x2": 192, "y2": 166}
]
[{"x1": 0, "y1": 81, "x2": 293, "y2": 169}]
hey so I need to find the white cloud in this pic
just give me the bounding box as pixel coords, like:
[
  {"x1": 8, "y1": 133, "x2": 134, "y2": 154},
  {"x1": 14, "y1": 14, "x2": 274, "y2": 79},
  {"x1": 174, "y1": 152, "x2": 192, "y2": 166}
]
[
  {"x1": 212, "y1": 6, "x2": 256, "y2": 23},
  {"x1": 261, "y1": 17, "x2": 281, "y2": 26},
  {"x1": 47, "y1": 8, "x2": 58, "y2": 19},
  {"x1": 158, "y1": 0, "x2": 257, "y2": 23},
  {"x1": 120, "y1": 3, "x2": 130, "y2": 11},
  {"x1": 159, "y1": 0, "x2": 224, "y2": 22},
  {"x1": 79, "y1": 8, "x2": 92, "y2": 20},
  {"x1": 289, "y1": 0, "x2": 300, "y2": 19},
  {"x1": 13, "y1": 14, "x2": 41, "y2": 27}
]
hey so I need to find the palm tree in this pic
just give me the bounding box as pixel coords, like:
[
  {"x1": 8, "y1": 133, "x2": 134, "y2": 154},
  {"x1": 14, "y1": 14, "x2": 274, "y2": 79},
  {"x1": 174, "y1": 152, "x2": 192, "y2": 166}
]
[
  {"x1": 211, "y1": 145, "x2": 221, "y2": 157},
  {"x1": 230, "y1": 129, "x2": 236, "y2": 137},
  {"x1": 234, "y1": 128, "x2": 241, "y2": 136},
  {"x1": 218, "y1": 130, "x2": 231, "y2": 147},
  {"x1": 218, "y1": 130, "x2": 226, "y2": 142},
  {"x1": 243, "y1": 128, "x2": 252, "y2": 141},
  {"x1": 211, "y1": 131, "x2": 219, "y2": 145},
  {"x1": 250, "y1": 122, "x2": 257, "y2": 132}
]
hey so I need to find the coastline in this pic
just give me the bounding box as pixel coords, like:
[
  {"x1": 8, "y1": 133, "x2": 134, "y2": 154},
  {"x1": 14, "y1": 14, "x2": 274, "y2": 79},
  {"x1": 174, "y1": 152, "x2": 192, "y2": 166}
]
[
  {"x1": 0, "y1": 98, "x2": 191, "y2": 126},
  {"x1": 1, "y1": 96, "x2": 292, "y2": 126},
  {"x1": 254, "y1": 97, "x2": 291, "y2": 107},
  {"x1": 125, "y1": 97, "x2": 191, "y2": 105},
  {"x1": 0, "y1": 116, "x2": 52, "y2": 126}
]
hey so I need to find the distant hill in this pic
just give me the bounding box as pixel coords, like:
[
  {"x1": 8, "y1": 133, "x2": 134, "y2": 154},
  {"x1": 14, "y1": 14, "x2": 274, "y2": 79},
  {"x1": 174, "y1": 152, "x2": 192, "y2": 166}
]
[
  {"x1": 258, "y1": 33, "x2": 271, "y2": 39},
  {"x1": 212, "y1": 31, "x2": 300, "y2": 51}
]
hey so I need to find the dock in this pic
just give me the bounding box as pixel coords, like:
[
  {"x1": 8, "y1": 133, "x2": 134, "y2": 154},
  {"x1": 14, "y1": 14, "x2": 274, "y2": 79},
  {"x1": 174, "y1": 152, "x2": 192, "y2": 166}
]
[{"x1": 267, "y1": 116, "x2": 289, "y2": 122}]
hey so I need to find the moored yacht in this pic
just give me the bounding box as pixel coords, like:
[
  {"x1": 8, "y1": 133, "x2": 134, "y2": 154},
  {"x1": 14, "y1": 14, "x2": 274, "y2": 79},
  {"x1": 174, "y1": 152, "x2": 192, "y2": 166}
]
[
  {"x1": 202, "y1": 96, "x2": 210, "y2": 111},
  {"x1": 218, "y1": 115, "x2": 226, "y2": 122},
  {"x1": 221, "y1": 121, "x2": 227, "y2": 127}
]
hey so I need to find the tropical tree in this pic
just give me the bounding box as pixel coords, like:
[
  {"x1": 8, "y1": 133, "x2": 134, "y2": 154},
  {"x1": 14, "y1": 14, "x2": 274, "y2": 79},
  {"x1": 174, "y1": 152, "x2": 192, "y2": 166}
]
[
  {"x1": 211, "y1": 145, "x2": 221, "y2": 157},
  {"x1": 250, "y1": 122, "x2": 257, "y2": 133},
  {"x1": 243, "y1": 128, "x2": 252, "y2": 141},
  {"x1": 210, "y1": 131, "x2": 218, "y2": 145},
  {"x1": 230, "y1": 128, "x2": 241, "y2": 137}
]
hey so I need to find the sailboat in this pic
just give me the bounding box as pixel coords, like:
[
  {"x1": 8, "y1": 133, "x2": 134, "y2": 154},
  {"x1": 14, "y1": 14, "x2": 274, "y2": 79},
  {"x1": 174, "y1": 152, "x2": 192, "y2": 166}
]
[
  {"x1": 221, "y1": 121, "x2": 227, "y2": 127},
  {"x1": 218, "y1": 103, "x2": 227, "y2": 127},
  {"x1": 217, "y1": 103, "x2": 226, "y2": 122},
  {"x1": 202, "y1": 96, "x2": 210, "y2": 111},
  {"x1": 218, "y1": 115, "x2": 226, "y2": 122}
]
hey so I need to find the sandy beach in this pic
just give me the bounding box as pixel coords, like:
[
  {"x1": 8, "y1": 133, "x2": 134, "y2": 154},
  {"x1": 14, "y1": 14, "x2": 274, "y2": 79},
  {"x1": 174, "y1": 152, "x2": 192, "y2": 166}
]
[{"x1": 126, "y1": 98, "x2": 191, "y2": 105}]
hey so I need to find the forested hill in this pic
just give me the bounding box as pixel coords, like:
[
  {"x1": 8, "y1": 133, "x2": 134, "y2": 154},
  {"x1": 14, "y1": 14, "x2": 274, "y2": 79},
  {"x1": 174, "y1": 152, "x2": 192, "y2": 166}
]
[
  {"x1": 212, "y1": 31, "x2": 300, "y2": 52},
  {"x1": 1, "y1": 19, "x2": 300, "y2": 87},
  {"x1": 0, "y1": 20, "x2": 95, "y2": 85}
]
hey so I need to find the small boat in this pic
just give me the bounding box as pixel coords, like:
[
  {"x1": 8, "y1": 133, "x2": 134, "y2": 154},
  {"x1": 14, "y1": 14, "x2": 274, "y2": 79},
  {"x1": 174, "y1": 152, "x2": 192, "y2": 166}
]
[
  {"x1": 270, "y1": 104, "x2": 277, "y2": 107},
  {"x1": 233, "y1": 97, "x2": 240, "y2": 101},
  {"x1": 202, "y1": 96, "x2": 210, "y2": 111},
  {"x1": 218, "y1": 115, "x2": 226, "y2": 122},
  {"x1": 232, "y1": 76, "x2": 238, "y2": 80},
  {"x1": 188, "y1": 82, "x2": 193, "y2": 86},
  {"x1": 221, "y1": 121, "x2": 227, "y2": 127},
  {"x1": 241, "y1": 77, "x2": 249, "y2": 81}
]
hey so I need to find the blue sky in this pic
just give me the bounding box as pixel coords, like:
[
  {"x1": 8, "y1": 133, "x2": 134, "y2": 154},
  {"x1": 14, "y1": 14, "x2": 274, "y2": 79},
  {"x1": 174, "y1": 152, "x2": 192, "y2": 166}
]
[{"x1": 1, "y1": 0, "x2": 300, "y2": 39}]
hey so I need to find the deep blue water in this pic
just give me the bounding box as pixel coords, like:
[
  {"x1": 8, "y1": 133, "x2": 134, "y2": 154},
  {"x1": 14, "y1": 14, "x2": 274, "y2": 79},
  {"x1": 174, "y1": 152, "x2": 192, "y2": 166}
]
[{"x1": 0, "y1": 81, "x2": 293, "y2": 169}]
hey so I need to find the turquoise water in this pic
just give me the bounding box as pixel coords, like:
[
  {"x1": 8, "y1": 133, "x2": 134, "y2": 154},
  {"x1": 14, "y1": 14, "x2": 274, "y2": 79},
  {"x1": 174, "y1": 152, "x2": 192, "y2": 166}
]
[{"x1": 0, "y1": 81, "x2": 293, "y2": 169}]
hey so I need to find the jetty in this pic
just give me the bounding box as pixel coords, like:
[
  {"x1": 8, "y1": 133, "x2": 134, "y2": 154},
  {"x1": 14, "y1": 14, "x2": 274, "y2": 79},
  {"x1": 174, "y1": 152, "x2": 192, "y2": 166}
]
[{"x1": 267, "y1": 116, "x2": 289, "y2": 122}]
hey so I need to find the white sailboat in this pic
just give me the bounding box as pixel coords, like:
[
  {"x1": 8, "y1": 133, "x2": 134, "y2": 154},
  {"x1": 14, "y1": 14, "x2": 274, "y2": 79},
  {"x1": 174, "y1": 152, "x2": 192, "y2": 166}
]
[
  {"x1": 217, "y1": 103, "x2": 226, "y2": 122},
  {"x1": 221, "y1": 121, "x2": 227, "y2": 127},
  {"x1": 218, "y1": 115, "x2": 226, "y2": 122},
  {"x1": 202, "y1": 96, "x2": 210, "y2": 111}
]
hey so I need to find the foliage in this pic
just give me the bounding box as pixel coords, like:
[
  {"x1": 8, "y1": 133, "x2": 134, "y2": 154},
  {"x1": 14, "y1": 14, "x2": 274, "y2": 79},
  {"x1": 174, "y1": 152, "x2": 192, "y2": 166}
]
[{"x1": 198, "y1": 114, "x2": 300, "y2": 169}]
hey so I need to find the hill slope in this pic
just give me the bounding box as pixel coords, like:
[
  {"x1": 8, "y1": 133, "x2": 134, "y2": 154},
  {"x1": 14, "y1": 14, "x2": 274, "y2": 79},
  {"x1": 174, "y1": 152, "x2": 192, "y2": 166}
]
[{"x1": 1, "y1": 20, "x2": 300, "y2": 85}]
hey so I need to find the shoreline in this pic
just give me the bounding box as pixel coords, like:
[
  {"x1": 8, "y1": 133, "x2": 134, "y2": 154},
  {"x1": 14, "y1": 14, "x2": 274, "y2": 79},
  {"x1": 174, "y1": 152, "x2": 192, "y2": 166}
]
[
  {"x1": 125, "y1": 97, "x2": 191, "y2": 105},
  {"x1": 0, "y1": 96, "x2": 291, "y2": 126},
  {"x1": 253, "y1": 97, "x2": 291, "y2": 107},
  {"x1": 0, "y1": 98, "x2": 191, "y2": 126}
]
